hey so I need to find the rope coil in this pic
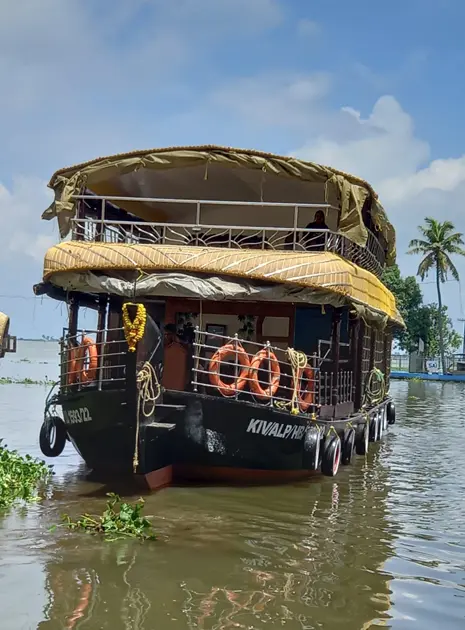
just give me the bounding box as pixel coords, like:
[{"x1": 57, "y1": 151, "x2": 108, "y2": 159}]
[
  {"x1": 133, "y1": 361, "x2": 161, "y2": 473},
  {"x1": 363, "y1": 367, "x2": 386, "y2": 407},
  {"x1": 287, "y1": 348, "x2": 308, "y2": 415}
]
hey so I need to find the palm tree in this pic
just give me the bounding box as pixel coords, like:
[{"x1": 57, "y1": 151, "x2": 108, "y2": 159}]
[{"x1": 408, "y1": 218, "x2": 465, "y2": 372}]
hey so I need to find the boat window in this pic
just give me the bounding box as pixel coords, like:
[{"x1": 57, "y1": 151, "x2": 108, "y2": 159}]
[{"x1": 261, "y1": 317, "x2": 289, "y2": 339}]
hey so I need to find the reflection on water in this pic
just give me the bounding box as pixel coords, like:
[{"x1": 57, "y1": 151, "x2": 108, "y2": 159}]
[{"x1": 1, "y1": 343, "x2": 465, "y2": 629}]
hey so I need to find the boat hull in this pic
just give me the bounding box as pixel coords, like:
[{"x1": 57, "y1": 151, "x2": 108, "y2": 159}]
[
  {"x1": 59, "y1": 388, "x2": 390, "y2": 488},
  {"x1": 61, "y1": 389, "x2": 136, "y2": 474}
]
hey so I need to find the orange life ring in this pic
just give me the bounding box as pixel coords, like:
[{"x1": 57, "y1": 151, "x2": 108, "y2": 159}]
[
  {"x1": 293, "y1": 365, "x2": 315, "y2": 412},
  {"x1": 66, "y1": 344, "x2": 81, "y2": 385},
  {"x1": 209, "y1": 343, "x2": 251, "y2": 397},
  {"x1": 249, "y1": 348, "x2": 281, "y2": 400},
  {"x1": 74, "y1": 336, "x2": 98, "y2": 384}
]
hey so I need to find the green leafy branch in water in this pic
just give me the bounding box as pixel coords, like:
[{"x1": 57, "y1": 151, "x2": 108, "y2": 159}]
[
  {"x1": 0, "y1": 440, "x2": 53, "y2": 510},
  {"x1": 0, "y1": 377, "x2": 54, "y2": 385},
  {"x1": 57, "y1": 493, "x2": 157, "y2": 542}
]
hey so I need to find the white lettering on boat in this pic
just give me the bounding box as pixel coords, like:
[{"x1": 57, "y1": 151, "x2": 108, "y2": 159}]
[
  {"x1": 246, "y1": 419, "x2": 305, "y2": 440},
  {"x1": 64, "y1": 407, "x2": 92, "y2": 425}
]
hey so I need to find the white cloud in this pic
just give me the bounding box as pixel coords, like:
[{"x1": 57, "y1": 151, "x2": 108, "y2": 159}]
[
  {"x1": 148, "y1": 0, "x2": 283, "y2": 33},
  {"x1": 291, "y1": 96, "x2": 465, "y2": 318},
  {"x1": 0, "y1": 177, "x2": 55, "y2": 262},
  {"x1": 213, "y1": 73, "x2": 331, "y2": 129},
  {"x1": 294, "y1": 96, "x2": 430, "y2": 185},
  {"x1": 297, "y1": 19, "x2": 320, "y2": 39}
]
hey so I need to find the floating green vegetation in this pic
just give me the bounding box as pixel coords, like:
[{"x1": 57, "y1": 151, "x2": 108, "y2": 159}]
[
  {"x1": 0, "y1": 377, "x2": 54, "y2": 385},
  {"x1": 57, "y1": 493, "x2": 157, "y2": 542},
  {"x1": 0, "y1": 440, "x2": 52, "y2": 510}
]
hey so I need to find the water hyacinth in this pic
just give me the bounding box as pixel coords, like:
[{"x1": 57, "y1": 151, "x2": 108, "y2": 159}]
[
  {"x1": 0, "y1": 440, "x2": 52, "y2": 510},
  {"x1": 58, "y1": 493, "x2": 157, "y2": 542},
  {"x1": 0, "y1": 377, "x2": 54, "y2": 385}
]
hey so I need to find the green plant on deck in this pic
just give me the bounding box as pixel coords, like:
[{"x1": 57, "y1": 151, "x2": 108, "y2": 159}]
[
  {"x1": 237, "y1": 315, "x2": 256, "y2": 340},
  {"x1": 58, "y1": 493, "x2": 156, "y2": 541},
  {"x1": 0, "y1": 440, "x2": 52, "y2": 510}
]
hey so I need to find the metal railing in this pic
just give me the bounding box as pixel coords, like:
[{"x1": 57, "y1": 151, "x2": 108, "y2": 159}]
[
  {"x1": 391, "y1": 352, "x2": 465, "y2": 374},
  {"x1": 318, "y1": 340, "x2": 351, "y2": 366},
  {"x1": 59, "y1": 327, "x2": 127, "y2": 391},
  {"x1": 72, "y1": 195, "x2": 386, "y2": 277},
  {"x1": 192, "y1": 328, "x2": 320, "y2": 412},
  {"x1": 1, "y1": 335, "x2": 16, "y2": 354},
  {"x1": 318, "y1": 371, "x2": 354, "y2": 406}
]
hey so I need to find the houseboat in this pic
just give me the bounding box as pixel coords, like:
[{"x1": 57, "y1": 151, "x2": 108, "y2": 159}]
[
  {"x1": 34, "y1": 146, "x2": 403, "y2": 489},
  {"x1": 0, "y1": 312, "x2": 16, "y2": 358}
]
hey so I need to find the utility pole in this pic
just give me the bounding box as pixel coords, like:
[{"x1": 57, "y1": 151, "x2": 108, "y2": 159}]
[{"x1": 459, "y1": 318, "x2": 465, "y2": 356}]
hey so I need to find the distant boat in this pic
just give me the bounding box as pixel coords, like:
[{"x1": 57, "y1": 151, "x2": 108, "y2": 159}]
[{"x1": 0, "y1": 312, "x2": 16, "y2": 358}]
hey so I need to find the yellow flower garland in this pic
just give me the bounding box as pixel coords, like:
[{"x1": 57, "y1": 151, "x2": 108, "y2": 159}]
[{"x1": 122, "y1": 303, "x2": 147, "y2": 352}]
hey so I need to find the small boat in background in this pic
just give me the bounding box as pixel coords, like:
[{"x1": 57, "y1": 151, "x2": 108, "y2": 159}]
[{"x1": 0, "y1": 312, "x2": 17, "y2": 359}]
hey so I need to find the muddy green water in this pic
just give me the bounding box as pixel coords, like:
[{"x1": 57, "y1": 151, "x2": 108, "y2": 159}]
[{"x1": 1, "y1": 342, "x2": 465, "y2": 629}]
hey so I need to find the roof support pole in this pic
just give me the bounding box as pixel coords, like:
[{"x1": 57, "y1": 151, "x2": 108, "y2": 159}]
[
  {"x1": 293, "y1": 205, "x2": 299, "y2": 250},
  {"x1": 331, "y1": 307, "x2": 343, "y2": 413}
]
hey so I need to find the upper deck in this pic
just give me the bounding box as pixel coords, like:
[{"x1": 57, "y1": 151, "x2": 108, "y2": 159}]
[
  {"x1": 72, "y1": 194, "x2": 387, "y2": 277},
  {"x1": 42, "y1": 145, "x2": 396, "y2": 280}
]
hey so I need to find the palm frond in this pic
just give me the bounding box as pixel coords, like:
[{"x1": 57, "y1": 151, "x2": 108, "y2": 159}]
[
  {"x1": 407, "y1": 239, "x2": 430, "y2": 254},
  {"x1": 409, "y1": 218, "x2": 464, "y2": 283},
  {"x1": 442, "y1": 253, "x2": 460, "y2": 281},
  {"x1": 417, "y1": 253, "x2": 435, "y2": 280}
]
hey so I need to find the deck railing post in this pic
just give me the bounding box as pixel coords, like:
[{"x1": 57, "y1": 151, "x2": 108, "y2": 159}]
[
  {"x1": 266, "y1": 341, "x2": 273, "y2": 407},
  {"x1": 96, "y1": 294, "x2": 108, "y2": 391},
  {"x1": 96, "y1": 198, "x2": 105, "y2": 242},
  {"x1": 59, "y1": 334, "x2": 65, "y2": 391},
  {"x1": 312, "y1": 353, "x2": 321, "y2": 407},
  {"x1": 293, "y1": 206, "x2": 299, "y2": 250},
  {"x1": 192, "y1": 327, "x2": 200, "y2": 392},
  {"x1": 331, "y1": 308, "x2": 343, "y2": 414},
  {"x1": 233, "y1": 334, "x2": 240, "y2": 400}
]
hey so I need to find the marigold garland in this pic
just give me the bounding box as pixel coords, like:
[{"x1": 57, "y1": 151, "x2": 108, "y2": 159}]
[{"x1": 122, "y1": 303, "x2": 147, "y2": 352}]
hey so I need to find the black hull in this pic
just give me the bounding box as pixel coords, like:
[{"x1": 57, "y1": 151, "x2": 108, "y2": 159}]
[
  {"x1": 59, "y1": 387, "x2": 392, "y2": 488},
  {"x1": 61, "y1": 389, "x2": 136, "y2": 474}
]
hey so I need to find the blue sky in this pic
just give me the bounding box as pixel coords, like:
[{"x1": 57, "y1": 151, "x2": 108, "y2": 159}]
[{"x1": 1, "y1": 0, "x2": 464, "y2": 338}]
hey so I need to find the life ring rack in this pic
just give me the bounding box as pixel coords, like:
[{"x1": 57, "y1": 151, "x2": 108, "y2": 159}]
[
  {"x1": 208, "y1": 342, "x2": 251, "y2": 397},
  {"x1": 248, "y1": 347, "x2": 281, "y2": 400},
  {"x1": 67, "y1": 336, "x2": 98, "y2": 385},
  {"x1": 208, "y1": 343, "x2": 281, "y2": 401},
  {"x1": 293, "y1": 365, "x2": 315, "y2": 412}
]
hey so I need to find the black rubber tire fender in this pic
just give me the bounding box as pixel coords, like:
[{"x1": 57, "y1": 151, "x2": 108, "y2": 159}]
[
  {"x1": 369, "y1": 415, "x2": 379, "y2": 442},
  {"x1": 342, "y1": 428, "x2": 356, "y2": 465},
  {"x1": 386, "y1": 400, "x2": 396, "y2": 425},
  {"x1": 321, "y1": 434, "x2": 341, "y2": 477},
  {"x1": 39, "y1": 415, "x2": 67, "y2": 458},
  {"x1": 355, "y1": 421, "x2": 369, "y2": 455},
  {"x1": 378, "y1": 411, "x2": 384, "y2": 440},
  {"x1": 303, "y1": 426, "x2": 322, "y2": 470},
  {"x1": 382, "y1": 406, "x2": 388, "y2": 432}
]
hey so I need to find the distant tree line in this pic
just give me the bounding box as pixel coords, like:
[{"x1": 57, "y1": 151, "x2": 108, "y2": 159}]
[
  {"x1": 382, "y1": 264, "x2": 461, "y2": 355},
  {"x1": 383, "y1": 217, "x2": 464, "y2": 360}
]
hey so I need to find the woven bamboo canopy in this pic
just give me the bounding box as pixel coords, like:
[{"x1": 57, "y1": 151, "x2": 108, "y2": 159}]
[{"x1": 43, "y1": 242, "x2": 403, "y2": 326}]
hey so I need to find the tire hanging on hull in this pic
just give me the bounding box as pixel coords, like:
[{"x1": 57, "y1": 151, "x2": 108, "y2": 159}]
[
  {"x1": 302, "y1": 426, "x2": 321, "y2": 470},
  {"x1": 321, "y1": 435, "x2": 341, "y2": 477},
  {"x1": 39, "y1": 415, "x2": 67, "y2": 457}
]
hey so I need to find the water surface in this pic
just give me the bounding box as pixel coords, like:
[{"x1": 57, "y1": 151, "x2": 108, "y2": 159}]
[{"x1": 1, "y1": 342, "x2": 465, "y2": 629}]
